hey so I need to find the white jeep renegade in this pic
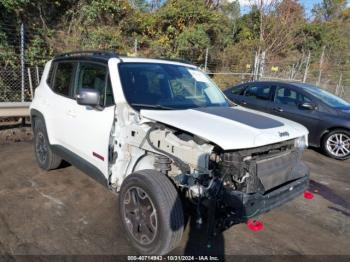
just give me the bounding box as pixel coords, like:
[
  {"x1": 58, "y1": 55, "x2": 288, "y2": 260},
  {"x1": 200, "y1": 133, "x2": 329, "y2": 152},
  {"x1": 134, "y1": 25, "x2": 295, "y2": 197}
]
[{"x1": 30, "y1": 51, "x2": 310, "y2": 255}]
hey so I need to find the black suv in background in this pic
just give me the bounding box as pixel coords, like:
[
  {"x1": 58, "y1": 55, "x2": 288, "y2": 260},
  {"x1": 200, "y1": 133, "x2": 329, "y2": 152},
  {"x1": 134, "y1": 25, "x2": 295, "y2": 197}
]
[{"x1": 224, "y1": 81, "x2": 350, "y2": 160}]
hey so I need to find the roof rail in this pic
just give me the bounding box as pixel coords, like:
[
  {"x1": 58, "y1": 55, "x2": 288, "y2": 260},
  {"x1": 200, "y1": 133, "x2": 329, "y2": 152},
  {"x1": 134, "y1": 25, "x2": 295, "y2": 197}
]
[
  {"x1": 155, "y1": 57, "x2": 194, "y2": 66},
  {"x1": 54, "y1": 50, "x2": 120, "y2": 59}
]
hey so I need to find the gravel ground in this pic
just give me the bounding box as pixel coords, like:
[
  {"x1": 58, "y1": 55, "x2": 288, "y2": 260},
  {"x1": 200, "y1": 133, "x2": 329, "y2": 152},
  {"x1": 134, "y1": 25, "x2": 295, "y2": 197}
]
[
  {"x1": 0, "y1": 118, "x2": 32, "y2": 144},
  {"x1": 0, "y1": 139, "x2": 349, "y2": 258}
]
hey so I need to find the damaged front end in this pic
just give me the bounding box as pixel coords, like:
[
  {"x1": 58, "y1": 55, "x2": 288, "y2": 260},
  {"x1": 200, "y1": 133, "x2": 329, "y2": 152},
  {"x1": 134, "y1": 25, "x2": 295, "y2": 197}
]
[
  {"x1": 211, "y1": 139, "x2": 309, "y2": 230},
  {"x1": 173, "y1": 136, "x2": 309, "y2": 234},
  {"x1": 131, "y1": 122, "x2": 309, "y2": 241}
]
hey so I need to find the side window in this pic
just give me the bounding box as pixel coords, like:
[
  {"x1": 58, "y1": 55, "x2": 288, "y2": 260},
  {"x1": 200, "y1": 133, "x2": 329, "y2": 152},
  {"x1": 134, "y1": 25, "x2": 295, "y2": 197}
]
[
  {"x1": 244, "y1": 85, "x2": 272, "y2": 100},
  {"x1": 275, "y1": 87, "x2": 311, "y2": 107},
  {"x1": 52, "y1": 62, "x2": 74, "y2": 97},
  {"x1": 230, "y1": 85, "x2": 246, "y2": 95},
  {"x1": 75, "y1": 62, "x2": 114, "y2": 107},
  {"x1": 299, "y1": 93, "x2": 312, "y2": 103}
]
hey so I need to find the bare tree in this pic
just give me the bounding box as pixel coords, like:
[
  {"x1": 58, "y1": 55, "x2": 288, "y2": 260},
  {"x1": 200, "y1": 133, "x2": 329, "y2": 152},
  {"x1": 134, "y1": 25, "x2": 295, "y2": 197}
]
[
  {"x1": 247, "y1": 0, "x2": 305, "y2": 75},
  {"x1": 249, "y1": 0, "x2": 304, "y2": 54},
  {"x1": 205, "y1": 0, "x2": 221, "y2": 8}
]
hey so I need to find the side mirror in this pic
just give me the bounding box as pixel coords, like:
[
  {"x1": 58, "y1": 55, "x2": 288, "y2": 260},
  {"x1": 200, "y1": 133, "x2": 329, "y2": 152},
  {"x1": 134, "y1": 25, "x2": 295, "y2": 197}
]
[
  {"x1": 299, "y1": 102, "x2": 316, "y2": 110},
  {"x1": 76, "y1": 89, "x2": 100, "y2": 107}
]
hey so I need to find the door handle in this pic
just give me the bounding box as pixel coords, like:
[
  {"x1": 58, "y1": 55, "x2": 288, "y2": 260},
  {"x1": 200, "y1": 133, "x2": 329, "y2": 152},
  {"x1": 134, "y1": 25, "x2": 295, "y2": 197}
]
[
  {"x1": 273, "y1": 107, "x2": 283, "y2": 112},
  {"x1": 67, "y1": 110, "x2": 77, "y2": 117},
  {"x1": 240, "y1": 100, "x2": 247, "y2": 105}
]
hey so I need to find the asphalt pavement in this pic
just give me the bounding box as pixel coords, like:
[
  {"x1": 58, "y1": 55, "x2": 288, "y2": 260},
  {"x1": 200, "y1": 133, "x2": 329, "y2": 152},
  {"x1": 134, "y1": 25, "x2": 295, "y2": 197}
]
[{"x1": 0, "y1": 142, "x2": 349, "y2": 257}]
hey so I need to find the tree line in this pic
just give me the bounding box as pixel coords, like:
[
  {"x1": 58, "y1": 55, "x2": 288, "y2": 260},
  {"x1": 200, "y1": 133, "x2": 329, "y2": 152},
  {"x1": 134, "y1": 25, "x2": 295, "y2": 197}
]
[{"x1": 0, "y1": 0, "x2": 349, "y2": 92}]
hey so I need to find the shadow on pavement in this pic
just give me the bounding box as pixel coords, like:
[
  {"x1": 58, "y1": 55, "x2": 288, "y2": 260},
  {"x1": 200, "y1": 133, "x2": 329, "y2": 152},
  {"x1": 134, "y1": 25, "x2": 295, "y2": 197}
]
[
  {"x1": 309, "y1": 179, "x2": 350, "y2": 210},
  {"x1": 183, "y1": 216, "x2": 225, "y2": 259}
]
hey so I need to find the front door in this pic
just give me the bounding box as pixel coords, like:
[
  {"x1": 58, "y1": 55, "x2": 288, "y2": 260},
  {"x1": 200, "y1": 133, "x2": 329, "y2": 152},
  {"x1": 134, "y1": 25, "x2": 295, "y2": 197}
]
[
  {"x1": 64, "y1": 61, "x2": 115, "y2": 178},
  {"x1": 269, "y1": 85, "x2": 321, "y2": 144}
]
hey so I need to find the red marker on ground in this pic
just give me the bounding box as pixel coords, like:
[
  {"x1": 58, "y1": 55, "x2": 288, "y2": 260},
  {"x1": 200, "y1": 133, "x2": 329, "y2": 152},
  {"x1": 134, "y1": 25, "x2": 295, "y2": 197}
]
[
  {"x1": 304, "y1": 191, "x2": 314, "y2": 199},
  {"x1": 246, "y1": 219, "x2": 264, "y2": 231}
]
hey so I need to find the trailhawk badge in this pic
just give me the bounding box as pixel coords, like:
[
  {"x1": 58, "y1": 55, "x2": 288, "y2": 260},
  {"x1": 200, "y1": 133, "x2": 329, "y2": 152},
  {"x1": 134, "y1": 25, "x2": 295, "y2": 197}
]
[{"x1": 279, "y1": 131, "x2": 290, "y2": 137}]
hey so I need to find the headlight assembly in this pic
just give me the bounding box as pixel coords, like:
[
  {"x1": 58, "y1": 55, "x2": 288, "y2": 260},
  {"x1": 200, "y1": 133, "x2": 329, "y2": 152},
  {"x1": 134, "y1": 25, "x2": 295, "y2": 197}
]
[{"x1": 295, "y1": 136, "x2": 306, "y2": 151}]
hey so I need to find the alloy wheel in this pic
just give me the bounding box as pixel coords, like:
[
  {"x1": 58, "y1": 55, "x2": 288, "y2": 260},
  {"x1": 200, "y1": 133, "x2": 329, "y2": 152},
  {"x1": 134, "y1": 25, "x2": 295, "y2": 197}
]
[
  {"x1": 35, "y1": 132, "x2": 48, "y2": 164},
  {"x1": 326, "y1": 133, "x2": 350, "y2": 158},
  {"x1": 123, "y1": 186, "x2": 158, "y2": 245}
]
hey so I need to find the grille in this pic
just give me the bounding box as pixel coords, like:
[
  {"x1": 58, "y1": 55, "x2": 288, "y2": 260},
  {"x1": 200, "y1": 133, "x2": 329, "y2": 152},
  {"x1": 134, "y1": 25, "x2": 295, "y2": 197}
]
[{"x1": 219, "y1": 139, "x2": 300, "y2": 193}]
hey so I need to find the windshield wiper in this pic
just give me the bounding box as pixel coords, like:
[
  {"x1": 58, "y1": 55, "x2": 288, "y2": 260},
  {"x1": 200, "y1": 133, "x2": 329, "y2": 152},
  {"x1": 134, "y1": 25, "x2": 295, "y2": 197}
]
[{"x1": 130, "y1": 103, "x2": 175, "y2": 110}]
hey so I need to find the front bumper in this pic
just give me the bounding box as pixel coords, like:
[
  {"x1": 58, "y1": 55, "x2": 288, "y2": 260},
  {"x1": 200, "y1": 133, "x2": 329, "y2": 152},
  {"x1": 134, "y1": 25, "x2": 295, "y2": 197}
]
[{"x1": 224, "y1": 162, "x2": 309, "y2": 219}]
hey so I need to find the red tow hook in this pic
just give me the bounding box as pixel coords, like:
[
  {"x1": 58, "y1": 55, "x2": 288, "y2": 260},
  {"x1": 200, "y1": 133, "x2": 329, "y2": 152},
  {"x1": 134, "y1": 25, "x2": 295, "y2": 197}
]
[
  {"x1": 246, "y1": 219, "x2": 264, "y2": 232},
  {"x1": 304, "y1": 191, "x2": 314, "y2": 200}
]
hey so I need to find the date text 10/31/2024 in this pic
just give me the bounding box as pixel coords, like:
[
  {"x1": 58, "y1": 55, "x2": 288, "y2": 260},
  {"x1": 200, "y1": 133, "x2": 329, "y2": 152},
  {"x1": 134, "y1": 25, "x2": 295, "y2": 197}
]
[{"x1": 127, "y1": 256, "x2": 220, "y2": 261}]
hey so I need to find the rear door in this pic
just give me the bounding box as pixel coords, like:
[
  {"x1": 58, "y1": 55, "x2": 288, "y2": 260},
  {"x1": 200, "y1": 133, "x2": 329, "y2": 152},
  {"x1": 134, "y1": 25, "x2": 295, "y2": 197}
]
[
  {"x1": 48, "y1": 61, "x2": 77, "y2": 147},
  {"x1": 64, "y1": 61, "x2": 115, "y2": 178},
  {"x1": 237, "y1": 83, "x2": 274, "y2": 112}
]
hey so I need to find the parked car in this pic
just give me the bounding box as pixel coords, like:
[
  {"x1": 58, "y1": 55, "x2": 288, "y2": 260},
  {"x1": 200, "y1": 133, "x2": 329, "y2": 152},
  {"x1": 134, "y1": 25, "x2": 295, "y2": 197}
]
[
  {"x1": 224, "y1": 80, "x2": 350, "y2": 160},
  {"x1": 30, "y1": 52, "x2": 309, "y2": 255}
]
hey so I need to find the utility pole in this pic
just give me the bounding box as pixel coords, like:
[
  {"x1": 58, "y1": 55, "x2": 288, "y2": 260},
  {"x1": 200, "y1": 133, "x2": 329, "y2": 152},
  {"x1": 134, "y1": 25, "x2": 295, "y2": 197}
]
[
  {"x1": 303, "y1": 50, "x2": 311, "y2": 83},
  {"x1": 204, "y1": 47, "x2": 209, "y2": 72},
  {"x1": 27, "y1": 68, "x2": 33, "y2": 100},
  {"x1": 254, "y1": 51, "x2": 259, "y2": 80},
  {"x1": 290, "y1": 64, "x2": 295, "y2": 80},
  {"x1": 20, "y1": 23, "x2": 25, "y2": 102},
  {"x1": 134, "y1": 38, "x2": 138, "y2": 55},
  {"x1": 336, "y1": 73, "x2": 342, "y2": 96},
  {"x1": 258, "y1": 0, "x2": 264, "y2": 80},
  {"x1": 259, "y1": 51, "x2": 266, "y2": 80},
  {"x1": 35, "y1": 66, "x2": 40, "y2": 85},
  {"x1": 317, "y1": 46, "x2": 325, "y2": 86}
]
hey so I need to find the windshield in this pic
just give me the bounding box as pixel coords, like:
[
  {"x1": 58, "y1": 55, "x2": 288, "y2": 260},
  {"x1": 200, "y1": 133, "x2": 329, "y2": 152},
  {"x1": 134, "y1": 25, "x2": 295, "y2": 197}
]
[
  {"x1": 300, "y1": 84, "x2": 350, "y2": 109},
  {"x1": 119, "y1": 63, "x2": 229, "y2": 110}
]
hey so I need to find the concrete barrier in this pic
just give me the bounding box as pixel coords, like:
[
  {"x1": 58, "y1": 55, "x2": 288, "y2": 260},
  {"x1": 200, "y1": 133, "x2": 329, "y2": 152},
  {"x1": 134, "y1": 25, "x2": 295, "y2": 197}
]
[{"x1": 0, "y1": 102, "x2": 31, "y2": 118}]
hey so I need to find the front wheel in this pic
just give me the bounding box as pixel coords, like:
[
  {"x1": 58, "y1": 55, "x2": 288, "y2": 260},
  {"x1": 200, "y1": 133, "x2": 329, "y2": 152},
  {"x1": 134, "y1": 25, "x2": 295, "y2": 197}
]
[
  {"x1": 322, "y1": 129, "x2": 350, "y2": 160},
  {"x1": 119, "y1": 170, "x2": 184, "y2": 255}
]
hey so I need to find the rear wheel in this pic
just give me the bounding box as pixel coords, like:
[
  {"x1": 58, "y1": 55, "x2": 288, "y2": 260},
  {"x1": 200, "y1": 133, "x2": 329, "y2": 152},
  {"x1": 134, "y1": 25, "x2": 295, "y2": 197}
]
[
  {"x1": 322, "y1": 129, "x2": 350, "y2": 160},
  {"x1": 119, "y1": 170, "x2": 184, "y2": 255},
  {"x1": 33, "y1": 118, "x2": 62, "y2": 170}
]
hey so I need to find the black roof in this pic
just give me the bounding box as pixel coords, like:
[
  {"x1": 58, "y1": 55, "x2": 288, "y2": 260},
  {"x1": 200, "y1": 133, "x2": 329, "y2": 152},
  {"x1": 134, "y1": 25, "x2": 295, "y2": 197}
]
[
  {"x1": 245, "y1": 80, "x2": 320, "y2": 88},
  {"x1": 52, "y1": 50, "x2": 194, "y2": 66},
  {"x1": 233, "y1": 80, "x2": 322, "y2": 92},
  {"x1": 53, "y1": 50, "x2": 120, "y2": 62}
]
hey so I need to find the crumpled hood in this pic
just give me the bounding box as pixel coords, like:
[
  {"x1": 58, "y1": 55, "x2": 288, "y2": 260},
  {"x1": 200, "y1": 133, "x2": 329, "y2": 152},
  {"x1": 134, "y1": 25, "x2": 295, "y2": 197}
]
[{"x1": 141, "y1": 106, "x2": 308, "y2": 150}]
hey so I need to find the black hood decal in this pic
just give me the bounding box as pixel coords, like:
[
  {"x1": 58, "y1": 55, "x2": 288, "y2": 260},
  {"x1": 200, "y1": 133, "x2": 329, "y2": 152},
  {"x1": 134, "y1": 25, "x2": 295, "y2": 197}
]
[{"x1": 194, "y1": 107, "x2": 284, "y2": 129}]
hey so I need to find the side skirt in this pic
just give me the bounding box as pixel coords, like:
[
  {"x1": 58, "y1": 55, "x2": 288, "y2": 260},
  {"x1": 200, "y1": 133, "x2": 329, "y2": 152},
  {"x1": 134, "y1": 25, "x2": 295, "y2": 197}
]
[{"x1": 51, "y1": 145, "x2": 109, "y2": 188}]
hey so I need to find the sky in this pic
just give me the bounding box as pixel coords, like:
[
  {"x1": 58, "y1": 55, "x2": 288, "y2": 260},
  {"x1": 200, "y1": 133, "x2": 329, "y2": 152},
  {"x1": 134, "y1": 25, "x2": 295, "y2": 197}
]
[{"x1": 238, "y1": 0, "x2": 350, "y2": 17}]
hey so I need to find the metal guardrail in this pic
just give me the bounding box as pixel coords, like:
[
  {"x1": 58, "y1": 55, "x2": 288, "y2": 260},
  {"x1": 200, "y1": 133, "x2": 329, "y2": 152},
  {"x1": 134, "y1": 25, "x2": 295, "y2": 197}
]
[{"x1": 0, "y1": 102, "x2": 31, "y2": 118}]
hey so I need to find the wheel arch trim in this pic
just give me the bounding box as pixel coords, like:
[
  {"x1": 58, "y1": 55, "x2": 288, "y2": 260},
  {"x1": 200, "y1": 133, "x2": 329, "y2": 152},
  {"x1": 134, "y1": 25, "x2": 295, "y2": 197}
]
[{"x1": 321, "y1": 126, "x2": 350, "y2": 142}]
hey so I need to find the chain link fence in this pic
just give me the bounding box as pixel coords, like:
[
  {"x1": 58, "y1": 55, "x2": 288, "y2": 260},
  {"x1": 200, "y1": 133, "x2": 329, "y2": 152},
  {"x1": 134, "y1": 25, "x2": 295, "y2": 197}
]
[{"x1": 0, "y1": 66, "x2": 42, "y2": 102}]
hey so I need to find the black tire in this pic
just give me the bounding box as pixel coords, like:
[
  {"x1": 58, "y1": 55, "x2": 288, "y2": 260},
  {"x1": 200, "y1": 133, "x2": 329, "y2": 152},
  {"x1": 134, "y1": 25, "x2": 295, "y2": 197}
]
[
  {"x1": 322, "y1": 129, "x2": 350, "y2": 160},
  {"x1": 33, "y1": 118, "x2": 62, "y2": 170},
  {"x1": 119, "y1": 169, "x2": 184, "y2": 255}
]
